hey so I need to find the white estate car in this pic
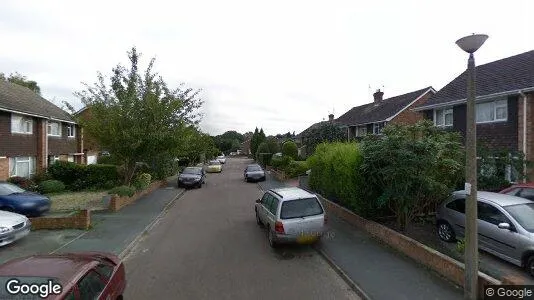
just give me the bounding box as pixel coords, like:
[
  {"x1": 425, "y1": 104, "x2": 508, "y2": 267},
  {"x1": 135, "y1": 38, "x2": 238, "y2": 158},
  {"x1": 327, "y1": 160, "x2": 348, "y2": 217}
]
[{"x1": 0, "y1": 210, "x2": 31, "y2": 247}]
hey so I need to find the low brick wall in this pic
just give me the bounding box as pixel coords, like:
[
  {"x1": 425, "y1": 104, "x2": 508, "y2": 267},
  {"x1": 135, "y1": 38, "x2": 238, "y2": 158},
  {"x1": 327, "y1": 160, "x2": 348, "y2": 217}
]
[
  {"x1": 318, "y1": 195, "x2": 505, "y2": 297},
  {"x1": 30, "y1": 209, "x2": 91, "y2": 230},
  {"x1": 109, "y1": 181, "x2": 166, "y2": 212}
]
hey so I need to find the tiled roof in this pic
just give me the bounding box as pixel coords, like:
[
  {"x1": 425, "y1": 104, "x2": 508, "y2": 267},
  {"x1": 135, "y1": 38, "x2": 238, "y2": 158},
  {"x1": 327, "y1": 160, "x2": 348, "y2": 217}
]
[
  {"x1": 418, "y1": 50, "x2": 534, "y2": 109},
  {"x1": 0, "y1": 80, "x2": 74, "y2": 122},
  {"x1": 336, "y1": 87, "x2": 433, "y2": 126}
]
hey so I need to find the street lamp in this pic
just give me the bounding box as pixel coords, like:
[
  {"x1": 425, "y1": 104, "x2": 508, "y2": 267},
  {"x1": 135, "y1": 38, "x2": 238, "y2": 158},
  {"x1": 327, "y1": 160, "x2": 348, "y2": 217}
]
[{"x1": 456, "y1": 33, "x2": 488, "y2": 300}]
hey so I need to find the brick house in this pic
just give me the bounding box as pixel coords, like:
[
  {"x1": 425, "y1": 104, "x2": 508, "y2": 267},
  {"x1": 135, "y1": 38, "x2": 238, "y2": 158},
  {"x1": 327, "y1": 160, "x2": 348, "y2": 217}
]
[
  {"x1": 75, "y1": 106, "x2": 102, "y2": 164},
  {"x1": 413, "y1": 50, "x2": 534, "y2": 181},
  {"x1": 296, "y1": 114, "x2": 343, "y2": 157},
  {"x1": 336, "y1": 87, "x2": 436, "y2": 140},
  {"x1": 0, "y1": 80, "x2": 83, "y2": 180}
]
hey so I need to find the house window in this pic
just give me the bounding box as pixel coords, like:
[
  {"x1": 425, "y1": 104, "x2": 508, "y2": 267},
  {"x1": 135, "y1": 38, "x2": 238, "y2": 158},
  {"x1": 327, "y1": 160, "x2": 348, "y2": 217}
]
[
  {"x1": 373, "y1": 122, "x2": 386, "y2": 135},
  {"x1": 356, "y1": 126, "x2": 367, "y2": 137},
  {"x1": 434, "y1": 108, "x2": 453, "y2": 127},
  {"x1": 49, "y1": 155, "x2": 60, "y2": 165},
  {"x1": 47, "y1": 121, "x2": 61, "y2": 137},
  {"x1": 8, "y1": 156, "x2": 36, "y2": 178},
  {"x1": 67, "y1": 124, "x2": 76, "y2": 138},
  {"x1": 476, "y1": 99, "x2": 507, "y2": 123},
  {"x1": 67, "y1": 155, "x2": 74, "y2": 162},
  {"x1": 11, "y1": 114, "x2": 33, "y2": 134}
]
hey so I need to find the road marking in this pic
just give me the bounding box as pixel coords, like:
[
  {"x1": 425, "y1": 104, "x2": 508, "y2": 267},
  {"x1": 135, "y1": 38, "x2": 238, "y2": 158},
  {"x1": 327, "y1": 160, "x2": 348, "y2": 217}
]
[{"x1": 49, "y1": 231, "x2": 90, "y2": 254}]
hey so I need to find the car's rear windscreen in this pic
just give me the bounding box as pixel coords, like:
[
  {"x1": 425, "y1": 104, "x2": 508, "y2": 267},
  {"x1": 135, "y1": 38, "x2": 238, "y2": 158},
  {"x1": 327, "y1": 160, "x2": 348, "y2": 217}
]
[{"x1": 280, "y1": 198, "x2": 323, "y2": 219}]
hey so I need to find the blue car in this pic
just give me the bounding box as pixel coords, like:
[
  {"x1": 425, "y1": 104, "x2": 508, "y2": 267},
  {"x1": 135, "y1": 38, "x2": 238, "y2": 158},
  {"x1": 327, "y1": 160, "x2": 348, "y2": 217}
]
[{"x1": 0, "y1": 182, "x2": 51, "y2": 217}]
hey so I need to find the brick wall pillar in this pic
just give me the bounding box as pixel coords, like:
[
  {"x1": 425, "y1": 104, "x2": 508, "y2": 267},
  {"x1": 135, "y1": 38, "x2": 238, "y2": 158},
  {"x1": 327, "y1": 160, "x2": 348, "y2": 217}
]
[
  {"x1": 0, "y1": 157, "x2": 8, "y2": 180},
  {"x1": 518, "y1": 93, "x2": 534, "y2": 180},
  {"x1": 36, "y1": 119, "x2": 47, "y2": 173}
]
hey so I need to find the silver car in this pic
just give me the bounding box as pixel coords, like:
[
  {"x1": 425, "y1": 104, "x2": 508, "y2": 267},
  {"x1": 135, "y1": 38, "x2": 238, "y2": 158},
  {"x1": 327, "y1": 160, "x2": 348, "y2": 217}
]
[
  {"x1": 0, "y1": 210, "x2": 31, "y2": 247},
  {"x1": 437, "y1": 190, "x2": 534, "y2": 276},
  {"x1": 255, "y1": 187, "x2": 326, "y2": 247},
  {"x1": 244, "y1": 164, "x2": 265, "y2": 182}
]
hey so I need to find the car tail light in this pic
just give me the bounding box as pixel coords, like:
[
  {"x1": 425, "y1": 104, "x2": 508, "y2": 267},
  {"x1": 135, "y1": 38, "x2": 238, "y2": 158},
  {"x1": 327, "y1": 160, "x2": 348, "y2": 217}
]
[{"x1": 275, "y1": 221, "x2": 285, "y2": 234}]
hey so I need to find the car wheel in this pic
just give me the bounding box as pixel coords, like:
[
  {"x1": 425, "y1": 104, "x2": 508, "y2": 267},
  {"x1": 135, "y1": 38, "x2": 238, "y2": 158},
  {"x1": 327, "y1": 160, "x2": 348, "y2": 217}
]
[
  {"x1": 437, "y1": 221, "x2": 456, "y2": 242},
  {"x1": 197, "y1": 182, "x2": 202, "y2": 189},
  {"x1": 255, "y1": 209, "x2": 263, "y2": 227},
  {"x1": 267, "y1": 226, "x2": 278, "y2": 248}
]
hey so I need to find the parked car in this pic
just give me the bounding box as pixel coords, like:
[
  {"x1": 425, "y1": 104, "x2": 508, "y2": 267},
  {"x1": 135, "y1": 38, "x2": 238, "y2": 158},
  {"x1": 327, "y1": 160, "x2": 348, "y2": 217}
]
[
  {"x1": 244, "y1": 164, "x2": 266, "y2": 182},
  {"x1": 0, "y1": 251, "x2": 126, "y2": 299},
  {"x1": 255, "y1": 187, "x2": 326, "y2": 248},
  {"x1": 0, "y1": 210, "x2": 31, "y2": 247},
  {"x1": 206, "y1": 160, "x2": 222, "y2": 173},
  {"x1": 437, "y1": 190, "x2": 534, "y2": 276},
  {"x1": 500, "y1": 183, "x2": 534, "y2": 201},
  {"x1": 177, "y1": 167, "x2": 206, "y2": 189},
  {"x1": 0, "y1": 182, "x2": 51, "y2": 217},
  {"x1": 217, "y1": 154, "x2": 226, "y2": 164}
]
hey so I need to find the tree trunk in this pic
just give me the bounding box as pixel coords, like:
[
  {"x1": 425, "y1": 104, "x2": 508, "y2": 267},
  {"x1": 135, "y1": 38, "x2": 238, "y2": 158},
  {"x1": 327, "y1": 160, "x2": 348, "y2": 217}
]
[{"x1": 123, "y1": 161, "x2": 137, "y2": 185}]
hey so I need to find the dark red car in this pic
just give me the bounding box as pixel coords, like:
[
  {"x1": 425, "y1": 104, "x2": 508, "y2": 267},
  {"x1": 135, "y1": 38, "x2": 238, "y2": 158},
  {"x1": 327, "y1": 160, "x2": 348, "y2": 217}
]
[
  {"x1": 0, "y1": 251, "x2": 126, "y2": 299},
  {"x1": 500, "y1": 183, "x2": 534, "y2": 201}
]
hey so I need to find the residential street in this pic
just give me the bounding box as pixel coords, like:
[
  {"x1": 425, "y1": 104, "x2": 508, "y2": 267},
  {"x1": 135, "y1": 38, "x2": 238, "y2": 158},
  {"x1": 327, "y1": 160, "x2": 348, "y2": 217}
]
[{"x1": 123, "y1": 158, "x2": 360, "y2": 300}]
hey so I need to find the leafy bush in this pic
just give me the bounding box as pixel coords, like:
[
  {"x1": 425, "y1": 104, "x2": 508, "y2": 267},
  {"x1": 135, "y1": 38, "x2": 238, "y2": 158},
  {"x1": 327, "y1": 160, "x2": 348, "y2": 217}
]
[
  {"x1": 108, "y1": 185, "x2": 136, "y2": 197},
  {"x1": 39, "y1": 180, "x2": 66, "y2": 194},
  {"x1": 283, "y1": 160, "x2": 309, "y2": 178},
  {"x1": 307, "y1": 142, "x2": 366, "y2": 213},
  {"x1": 7, "y1": 176, "x2": 37, "y2": 191},
  {"x1": 271, "y1": 155, "x2": 293, "y2": 169},
  {"x1": 282, "y1": 141, "x2": 298, "y2": 160},
  {"x1": 47, "y1": 161, "x2": 119, "y2": 190},
  {"x1": 97, "y1": 154, "x2": 121, "y2": 165},
  {"x1": 31, "y1": 171, "x2": 52, "y2": 184},
  {"x1": 133, "y1": 173, "x2": 152, "y2": 191}
]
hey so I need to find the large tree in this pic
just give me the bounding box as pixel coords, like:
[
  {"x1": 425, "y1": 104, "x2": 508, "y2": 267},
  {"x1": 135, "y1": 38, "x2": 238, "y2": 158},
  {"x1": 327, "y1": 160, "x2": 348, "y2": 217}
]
[
  {"x1": 76, "y1": 47, "x2": 202, "y2": 184},
  {"x1": 0, "y1": 72, "x2": 41, "y2": 94}
]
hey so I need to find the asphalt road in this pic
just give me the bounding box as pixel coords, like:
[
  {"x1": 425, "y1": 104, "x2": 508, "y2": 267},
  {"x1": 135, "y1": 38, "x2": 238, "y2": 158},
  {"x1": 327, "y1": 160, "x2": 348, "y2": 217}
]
[{"x1": 123, "y1": 157, "x2": 360, "y2": 300}]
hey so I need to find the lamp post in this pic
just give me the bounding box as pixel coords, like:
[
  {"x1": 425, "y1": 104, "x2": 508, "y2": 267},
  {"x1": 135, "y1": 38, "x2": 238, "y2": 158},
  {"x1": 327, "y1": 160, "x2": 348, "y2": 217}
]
[{"x1": 456, "y1": 33, "x2": 488, "y2": 300}]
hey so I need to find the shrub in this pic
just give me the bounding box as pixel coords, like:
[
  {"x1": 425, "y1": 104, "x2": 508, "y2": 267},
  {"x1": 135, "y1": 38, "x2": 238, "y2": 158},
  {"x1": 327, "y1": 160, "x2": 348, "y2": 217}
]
[
  {"x1": 133, "y1": 173, "x2": 152, "y2": 191},
  {"x1": 271, "y1": 155, "x2": 293, "y2": 169},
  {"x1": 109, "y1": 185, "x2": 136, "y2": 197},
  {"x1": 307, "y1": 142, "x2": 365, "y2": 214},
  {"x1": 31, "y1": 171, "x2": 52, "y2": 184},
  {"x1": 47, "y1": 161, "x2": 119, "y2": 190},
  {"x1": 97, "y1": 154, "x2": 121, "y2": 165},
  {"x1": 7, "y1": 176, "x2": 37, "y2": 191},
  {"x1": 39, "y1": 180, "x2": 66, "y2": 194},
  {"x1": 284, "y1": 160, "x2": 309, "y2": 178},
  {"x1": 282, "y1": 141, "x2": 298, "y2": 160}
]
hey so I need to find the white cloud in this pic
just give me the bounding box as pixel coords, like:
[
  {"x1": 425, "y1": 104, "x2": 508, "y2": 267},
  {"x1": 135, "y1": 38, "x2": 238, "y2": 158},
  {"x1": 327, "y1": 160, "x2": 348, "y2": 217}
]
[{"x1": 1, "y1": 0, "x2": 533, "y2": 135}]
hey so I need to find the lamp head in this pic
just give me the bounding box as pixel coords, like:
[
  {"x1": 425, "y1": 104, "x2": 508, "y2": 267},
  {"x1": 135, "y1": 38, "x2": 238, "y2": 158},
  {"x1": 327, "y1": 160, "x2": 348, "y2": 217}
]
[{"x1": 456, "y1": 34, "x2": 488, "y2": 54}]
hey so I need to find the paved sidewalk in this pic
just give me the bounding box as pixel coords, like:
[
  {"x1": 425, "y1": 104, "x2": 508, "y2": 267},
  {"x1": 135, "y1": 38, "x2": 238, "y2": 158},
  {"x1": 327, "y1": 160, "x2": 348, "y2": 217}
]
[
  {"x1": 259, "y1": 173, "x2": 463, "y2": 300},
  {"x1": 53, "y1": 186, "x2": 183, "y2": 256}
]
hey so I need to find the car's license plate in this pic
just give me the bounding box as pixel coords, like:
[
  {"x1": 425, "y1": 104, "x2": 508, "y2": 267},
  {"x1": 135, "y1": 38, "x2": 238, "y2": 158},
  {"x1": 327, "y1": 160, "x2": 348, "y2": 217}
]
[{"x1": 297, "y1": 234, "x2": 317, "y2": 244}]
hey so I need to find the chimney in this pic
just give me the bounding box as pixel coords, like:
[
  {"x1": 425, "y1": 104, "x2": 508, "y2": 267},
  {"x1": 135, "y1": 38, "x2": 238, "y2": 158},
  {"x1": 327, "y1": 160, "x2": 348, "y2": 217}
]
[
  {"x1": 373, "y1": 89, "x2": 384, "y2": 103},
  {"x1": 328, "y1": 114, "x2": 334, "y2": 122}
]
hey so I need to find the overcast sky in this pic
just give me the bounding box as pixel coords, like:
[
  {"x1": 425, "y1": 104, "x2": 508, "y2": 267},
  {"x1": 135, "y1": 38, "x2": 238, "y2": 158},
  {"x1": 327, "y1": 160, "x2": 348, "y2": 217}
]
[{"x1": 1, "y1": 0, "x2": 533, "y2": 136}]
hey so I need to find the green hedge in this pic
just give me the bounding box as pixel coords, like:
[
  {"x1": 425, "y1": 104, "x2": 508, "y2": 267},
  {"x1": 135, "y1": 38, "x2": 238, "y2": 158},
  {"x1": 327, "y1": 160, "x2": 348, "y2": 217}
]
[
  {"x1": 47, "y1": 161, "x2": 119, "y2": 191},
  {"x1": 109, "y1": 185, "x2": 136, "y2": 197},
  {"x1": 282, "y1": 141, "x2": 298, "y2": 160},
  {"x1": 39, "y1": 180, "x2": 66, "y2": 194},
  {"x1": 271, "y1": 155, "x2": 293, "y2": 169},
  {"x1": 307, "y1": 142, "x2": 368, "y2": 214},
  {"x1": 284, "y1": 160, "x2": 309, "y2": 178},
  {"x1": 133, "y1": 173, "x2": 152, "y2": 191}
]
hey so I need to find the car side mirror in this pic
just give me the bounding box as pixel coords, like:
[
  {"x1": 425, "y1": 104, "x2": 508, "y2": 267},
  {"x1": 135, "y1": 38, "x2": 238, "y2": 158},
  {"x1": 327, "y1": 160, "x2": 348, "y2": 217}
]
[
  {"x1": 256, "y1": 198, "x2": 261, "y2": 204},
  {"x1": 498, "y1": 222, "x2": 511, "y2": 230}
]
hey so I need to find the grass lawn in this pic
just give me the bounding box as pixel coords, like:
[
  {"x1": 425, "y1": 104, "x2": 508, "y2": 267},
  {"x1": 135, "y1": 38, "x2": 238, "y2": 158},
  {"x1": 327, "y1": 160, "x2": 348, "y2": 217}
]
[{"x1": 48, "y1": 191, "x2": 108, "y2": 212}]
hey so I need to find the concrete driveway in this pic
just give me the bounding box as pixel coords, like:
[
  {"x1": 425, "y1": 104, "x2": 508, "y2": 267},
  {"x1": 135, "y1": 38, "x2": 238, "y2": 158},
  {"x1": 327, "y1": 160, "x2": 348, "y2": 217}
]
[{"x1": 124, "y1": 157, "x2": 360, "y2": 300}]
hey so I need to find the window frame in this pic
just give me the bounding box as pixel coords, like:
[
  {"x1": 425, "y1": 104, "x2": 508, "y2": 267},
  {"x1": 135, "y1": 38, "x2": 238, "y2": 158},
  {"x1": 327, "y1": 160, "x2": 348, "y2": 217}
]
[
  {"x1": 269, "y1": 197, "x2": 279, "y2": 216},
  {"x1": 76, "y1": 269, "x2": 107, "y2": 300},
  {"x1": 67, "y1": 124, "x2": 76, "y2": 138},
  {"x1": 476, "y1": 99, "x2": 508, "y2": 124},
  {"x1": 433, "y1": 108, "x2": 453, "y2": 127},
  {"x1": 8, "y1": 156, "x2": 36, "y2": 178},
  {"x1": 10, "y1": 114, "x2": 33, "y2": 134},
  {"x1": 372, "y1": 122, "x2": 386, "y2": 135},
  {"x1": 477, "y1": 201, "x2": 512, "y2": 227},
  {"x1": 47, "y1": 121, "x2": 62, "y2": 137},
  {"x1": 446, "y1": 198, "x2": 466, "y2": 214}
]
